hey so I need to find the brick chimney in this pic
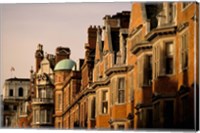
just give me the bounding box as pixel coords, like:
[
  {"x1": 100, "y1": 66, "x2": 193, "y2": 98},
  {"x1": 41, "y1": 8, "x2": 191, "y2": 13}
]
[
  {"x1": 87, "y1": 25, "x2": 98, "y2": 49},
  {"x1": 55, "y1": 46, "x2": 71, "y2": 64}
]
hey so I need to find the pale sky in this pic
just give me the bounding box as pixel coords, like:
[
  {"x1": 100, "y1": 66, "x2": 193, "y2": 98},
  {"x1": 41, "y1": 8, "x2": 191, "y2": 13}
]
[{"x1": 0, "y1": 3, "x2": 132, "y2": 93}]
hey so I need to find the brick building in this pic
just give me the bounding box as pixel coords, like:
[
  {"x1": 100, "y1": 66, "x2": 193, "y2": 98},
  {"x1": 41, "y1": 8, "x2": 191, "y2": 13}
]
[
  {"x1": 128, "y1": 2, "x2": 199, "y2": 129},
  {"x1": 3, "y1": 2, "x2": 198, "y2": 130}
]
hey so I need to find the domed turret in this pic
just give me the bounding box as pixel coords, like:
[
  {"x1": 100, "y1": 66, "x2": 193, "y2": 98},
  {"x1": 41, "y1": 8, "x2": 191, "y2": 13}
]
[{"x1": 54, "y1": 59, "x2": 76, "y2": 71}]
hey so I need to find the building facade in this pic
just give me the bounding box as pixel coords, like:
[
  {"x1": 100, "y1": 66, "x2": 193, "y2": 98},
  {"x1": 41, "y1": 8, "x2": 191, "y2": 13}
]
[
  {"x1": 2, "y1": 2, "x2": 198, "y2": 130},
  {"x1": 2, "y1": 77, "x2": 30, "y2": 127},
  {"x1": 128, "y1": 2, "x2": 199, "y2": 129}
]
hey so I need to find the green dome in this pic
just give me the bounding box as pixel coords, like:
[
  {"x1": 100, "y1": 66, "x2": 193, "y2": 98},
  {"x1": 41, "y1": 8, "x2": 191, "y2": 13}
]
[{"x1": 54, "y1": 59, "x2": 76, "y2": 71}]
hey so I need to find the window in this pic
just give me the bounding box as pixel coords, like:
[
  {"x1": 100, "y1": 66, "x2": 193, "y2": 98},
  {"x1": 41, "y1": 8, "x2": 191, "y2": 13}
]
[
  {"x1": 144, "y1": 55, "x2": 152, "y2": 85},
  {"x1": 13, "y1": 105, "x2": 17, "y2": 111},
  {"x1": 102, "y1": 91, "x2": 108, "y2": 114},
  {"x1": 168, "y1": 3, "x2": 175, "y2": 24},
  {"x1": 9, "y1": 89, "x2": 13, "y2": 97},
  {"x1": 91, "y1": 98, "x2": 95, "y2": 119},
  {"x1": 40, "y1": 110, "x2": 45, "y2": 123},
  {"x1": 57, "y1": 94, "x2": 62, "y2": 110},
  {"x1": 18, "y1": 87, "x2": 23, "y2": 97},
  {"x1": 118, "y1": 124, "x2": 125, "y2": 129},
  {"x1": 47, "y1": 110, "x2": 51, "y2": 122},
  {"x1": 181, "y1": 95, "x2": 189, "y2": 123},
  {"x1": 165, "y1": 42, "x2": 174, "y2": 74},
  {"x1": 138, "y1": 55, "x2": 152, "y2": 87},
  {"x1": 154, "y1": 102, "x2": 160, "y2": 127},
  {"x1": 36, "y1": 110, "x2": 39, "y2": 123},
  {"x1": 39, "y1": 88, "x2": 46, "y2": 98},
  {"x1": 118, "y1": 78, "x2": 125, "y2": 103},
  {"x1": 181, "y1": 33, "x2": 188, "y2": 70},
  {"x1": 146, "y1": 109, "x2": 153, "y2": 128},
  {"x1": 104, "y1": 57, "x2": 108, "y2": 71},
  {"x1": 129, "y1": 73, "x2": 134, "y2": 101},
  {"x1": 163, "y1": 100, "x2": 174, "y2": 128}
]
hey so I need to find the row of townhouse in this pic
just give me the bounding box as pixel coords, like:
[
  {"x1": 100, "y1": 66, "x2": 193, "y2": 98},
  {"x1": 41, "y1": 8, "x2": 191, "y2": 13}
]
[
  {"x1": 54, "y1": 2, "x2": 198, "y2": 130},
  {"x1": 2, "y1": 2, "x2": 198, "y2": 130}
]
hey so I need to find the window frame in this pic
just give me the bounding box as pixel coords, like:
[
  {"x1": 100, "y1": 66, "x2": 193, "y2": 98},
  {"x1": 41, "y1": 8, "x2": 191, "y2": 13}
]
[
  {"x1": 117, "y1": 77, "x2": 125, "y2": 104},
  {"x1": 9, "y1": 89, "x2": 13, "y2": 97},
  {"x1": 101, "y1": 90, "x2": 108, "y2": 114}
]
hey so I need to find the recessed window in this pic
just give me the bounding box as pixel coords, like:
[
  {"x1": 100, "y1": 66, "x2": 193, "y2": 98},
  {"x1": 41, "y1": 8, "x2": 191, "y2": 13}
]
[
  {"x1": 118, "y1": 124, "x2": 125, "y2": 129},
  {"x1": 9, "y1": 89, "x2": 13, "y2": 97},
  {"x1": 165, "y1": 42, "x2": 174, "y2": 74},
  {"x1": 181, "y1": 33, "x2": 188, "y2": 70},
  {"x1": 57, "y1": 94, "x2": 62, "y2": 110},
  {"x1": 118, "y1": 78, "x2": 125, "y2": 103},
  {"x1": 102, "y1": 91, "x2": 108, "y2": 114},
  {"x1": 163, "y1": 100, "x2": 174, "y2": 128},
  {"x1": 18, "y1": 87, "x2": 23, "y2": 97}
]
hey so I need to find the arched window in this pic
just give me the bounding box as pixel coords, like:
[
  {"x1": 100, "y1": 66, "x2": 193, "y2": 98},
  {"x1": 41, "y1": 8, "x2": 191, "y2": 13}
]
[{"x1": 18, "y1": 87, "x2": 23, "y2": 97}]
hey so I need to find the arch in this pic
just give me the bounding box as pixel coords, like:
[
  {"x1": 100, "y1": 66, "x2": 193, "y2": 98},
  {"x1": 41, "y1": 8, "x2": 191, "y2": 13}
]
[{"x1": 18, "y1": 87, "x2": 23, "y2": 97}]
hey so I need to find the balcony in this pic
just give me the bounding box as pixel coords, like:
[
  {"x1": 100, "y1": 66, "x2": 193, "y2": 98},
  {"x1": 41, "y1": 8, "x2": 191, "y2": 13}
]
[{"x1": 32, "y1": 98, "x2": 53, "y2": 105}]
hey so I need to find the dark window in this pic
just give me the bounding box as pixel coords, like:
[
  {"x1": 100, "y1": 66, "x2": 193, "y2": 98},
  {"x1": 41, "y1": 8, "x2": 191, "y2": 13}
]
[
  {"x1": 18, "y1": 87, "x2": 23, "y2": 97},
  {"x1": 181, "y1": 95, "x2": 189, "y2": 125},
  {"x1": 154, "y1": 102, "x2": 160, "y2": 127},
  {"x1": 144, "y1": 55, "x2": 153, "y2": 86},
  {"x1": 118, "y1": 78, "x2": 125, "y2": 103},
  {"x1": 118, "y1": 124, "x2": 125, "y2": 129},
  {"x1": 146, "y1": 109, "x2": 153, "y2": 128},
  {"x1": 165, "y1": 42, "x2": 174, "y2": 74},
  {"x1": 9, "y1": 89, "x2": 13, "y2": 97},
  {"x1": 181, "y1": 33, "x2": 188, "y2": 69},
  {"x1": 102, "y1": 91, "x2": 108, "y2": 114},
  {"x1": 13, "y1": 105, "x2": 17, "y2": 111},
  {"x1": 91, "y1": 98, "x2": 96, "y2": 119},
  {"x1": 163, "y1": 100, "x2": 174, "y2": 128}
]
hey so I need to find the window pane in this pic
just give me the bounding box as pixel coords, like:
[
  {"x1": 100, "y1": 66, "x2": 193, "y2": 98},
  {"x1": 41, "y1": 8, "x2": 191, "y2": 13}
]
[
  {"x1": 102, "y1": 91, "x2": 108, "y2": 114},
  {"x1": 118, "y1": 78, "x2": 125, "y2": 103}
]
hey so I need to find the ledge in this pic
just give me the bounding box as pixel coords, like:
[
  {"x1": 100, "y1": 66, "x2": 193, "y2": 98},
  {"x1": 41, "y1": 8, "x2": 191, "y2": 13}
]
[
  {"x1": 145, "y1": 25, "x2": 177, "y2": 41},
  {"x1": 130, "y1": 41, "x2": 152, "y2": 55}
]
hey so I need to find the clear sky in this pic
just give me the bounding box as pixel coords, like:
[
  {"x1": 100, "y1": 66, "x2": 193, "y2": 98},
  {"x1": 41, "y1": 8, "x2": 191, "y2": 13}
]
[{"x1": 0, "y1": 2, "x2": 132, "y2": 93}]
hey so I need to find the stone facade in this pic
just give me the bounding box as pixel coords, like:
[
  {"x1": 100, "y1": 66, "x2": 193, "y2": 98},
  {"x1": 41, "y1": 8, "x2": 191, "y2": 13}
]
[{"x1": 2, "y1": 78, "x2": 30, "y2": 127}]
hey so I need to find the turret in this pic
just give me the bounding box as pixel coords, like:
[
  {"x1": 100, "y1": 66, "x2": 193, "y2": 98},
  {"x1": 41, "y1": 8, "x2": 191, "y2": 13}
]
[{"x1": 35, "y1": 44, "x2": 44, "y2": 72}]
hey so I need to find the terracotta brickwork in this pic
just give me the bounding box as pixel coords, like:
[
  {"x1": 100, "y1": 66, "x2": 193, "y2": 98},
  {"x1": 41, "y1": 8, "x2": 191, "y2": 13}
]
[{"x1": 5, "y1": 2, "x2": 198, "y2": 130}]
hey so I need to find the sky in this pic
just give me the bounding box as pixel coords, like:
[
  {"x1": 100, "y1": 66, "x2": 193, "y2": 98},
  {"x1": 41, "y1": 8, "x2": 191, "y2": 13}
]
[{"x1": 0, "y1": 2, "x2": 132, "y2": 94}]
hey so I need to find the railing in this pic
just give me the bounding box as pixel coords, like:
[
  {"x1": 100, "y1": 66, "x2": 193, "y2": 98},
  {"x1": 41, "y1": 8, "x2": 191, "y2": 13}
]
[{"x1": 32, "y1": 98, "x2": 53, "y2": 104}]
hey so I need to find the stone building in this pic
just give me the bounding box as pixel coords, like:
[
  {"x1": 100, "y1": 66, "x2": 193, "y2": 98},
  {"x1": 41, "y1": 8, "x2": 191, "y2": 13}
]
[
  {"x1": 31, "y1": 44, "x2": 56, "y2": 128},
  {"x1": 2, "y1": 77, "x2": 30, "y2": 127}
]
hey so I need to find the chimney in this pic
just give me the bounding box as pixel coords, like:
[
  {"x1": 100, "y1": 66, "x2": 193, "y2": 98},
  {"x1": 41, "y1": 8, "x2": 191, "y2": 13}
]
[
  {"x1": 35, "y1": 44, "x2": 44, "y2": 72},
  {"x1": 55, "y1": 46, "x2": 71, "y2": 64},
  {"x1": 87, "y1": 25, "x2": 98, "y2": 49}
]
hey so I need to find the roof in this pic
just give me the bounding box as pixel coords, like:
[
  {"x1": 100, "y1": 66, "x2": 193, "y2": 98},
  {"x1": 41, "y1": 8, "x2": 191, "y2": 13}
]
[
  {"x1": 54, "y1": 59, "x2": 76, "y2": 71},
  {"x1": 6, "y1": 77, "x2": 30, "y2": 82}
]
